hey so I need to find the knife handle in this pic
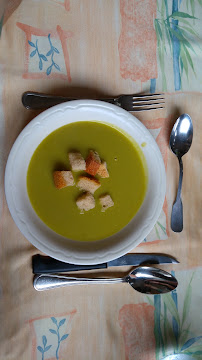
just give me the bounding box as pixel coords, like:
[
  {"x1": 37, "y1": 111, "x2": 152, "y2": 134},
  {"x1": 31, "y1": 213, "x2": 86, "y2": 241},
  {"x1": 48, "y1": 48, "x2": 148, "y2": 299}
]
[{"x1": 32, "y1": 254, "x2": 107, "y2": 274}]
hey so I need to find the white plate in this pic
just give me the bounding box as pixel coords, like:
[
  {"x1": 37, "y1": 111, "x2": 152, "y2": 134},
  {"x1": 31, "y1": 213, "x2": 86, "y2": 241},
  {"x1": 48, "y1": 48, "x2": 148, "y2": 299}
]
[{"x1": 5, "y1": 100, "x2": 166, "y2": 264}]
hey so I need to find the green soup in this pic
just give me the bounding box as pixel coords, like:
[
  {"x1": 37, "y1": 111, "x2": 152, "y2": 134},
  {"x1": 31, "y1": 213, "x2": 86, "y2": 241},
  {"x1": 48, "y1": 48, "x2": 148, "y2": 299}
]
[{"x1": 27, "y1": 121, "x2": 148, "y2": 241}]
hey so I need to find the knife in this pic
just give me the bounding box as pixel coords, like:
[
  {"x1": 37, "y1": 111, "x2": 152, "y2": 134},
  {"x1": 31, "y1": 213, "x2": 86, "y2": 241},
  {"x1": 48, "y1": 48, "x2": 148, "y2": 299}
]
[{"x1": 32, "y1": 254, "x2": 179, "y2": 274}]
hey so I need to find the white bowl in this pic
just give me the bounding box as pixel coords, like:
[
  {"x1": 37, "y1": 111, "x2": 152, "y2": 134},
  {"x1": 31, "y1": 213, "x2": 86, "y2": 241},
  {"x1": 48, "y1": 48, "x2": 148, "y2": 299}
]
[{"x1": 5, "y1": 100, "x2": 166, "y2": 264}]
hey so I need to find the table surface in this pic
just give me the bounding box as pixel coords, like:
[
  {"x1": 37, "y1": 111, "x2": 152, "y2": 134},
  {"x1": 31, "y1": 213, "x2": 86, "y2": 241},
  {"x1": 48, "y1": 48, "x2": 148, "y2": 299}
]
[{"x1": 0, "y1": 1, "x2": 202, "y2": 359}]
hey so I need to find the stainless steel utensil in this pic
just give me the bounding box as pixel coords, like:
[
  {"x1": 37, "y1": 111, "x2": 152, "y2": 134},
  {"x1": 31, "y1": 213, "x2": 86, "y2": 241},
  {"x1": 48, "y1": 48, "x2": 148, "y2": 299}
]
[
  {"x1": 161, "y1": 355, "x2": 195, "y2": 360},
  {"x1": 169, "y1": 114, "x2": 193, "y2": 232},
  {"x1": 33, "y1": 266, "x2": 178, "y2": 293},
  {"x1": 22, "y1": 91, "x2": 165, "y2": 112},
  {"x1": 33, "y1": 253, "x2": 179, "y2": 274}
]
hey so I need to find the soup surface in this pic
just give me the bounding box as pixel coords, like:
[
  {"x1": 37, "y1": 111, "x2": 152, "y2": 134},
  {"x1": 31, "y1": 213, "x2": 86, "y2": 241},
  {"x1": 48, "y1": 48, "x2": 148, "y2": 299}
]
[{"x1": 27, "y1": 121, "x2": 148, "y2": 241}]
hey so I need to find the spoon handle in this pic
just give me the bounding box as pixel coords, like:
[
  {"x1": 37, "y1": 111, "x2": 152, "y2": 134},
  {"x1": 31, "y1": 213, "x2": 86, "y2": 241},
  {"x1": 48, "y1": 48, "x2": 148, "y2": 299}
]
[
  {"x1": 33, "y1": 274, "x2": 125, "y2": 291},
  {"x1": 171, "y1": 157, "x2": 183, "y2": 232}
]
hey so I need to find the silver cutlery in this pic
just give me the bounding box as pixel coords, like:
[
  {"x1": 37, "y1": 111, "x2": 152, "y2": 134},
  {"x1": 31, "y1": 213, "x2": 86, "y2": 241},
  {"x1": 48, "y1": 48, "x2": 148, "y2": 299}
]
[
  {"x1": 161, "y1": 355, "x2": 195, "y2": 360},
  {"x1": 32, "y1": 253, "x2": 179, "y2": 274},
  {"x1": 22, "y1": 91, "x2": 165, "y2": 112},
  {"x1": 169, "y1": 114, "x2": 193, "y2": 232},
  {"x1": 33, "y1": 266, "x2": 178, "y2": 294}
]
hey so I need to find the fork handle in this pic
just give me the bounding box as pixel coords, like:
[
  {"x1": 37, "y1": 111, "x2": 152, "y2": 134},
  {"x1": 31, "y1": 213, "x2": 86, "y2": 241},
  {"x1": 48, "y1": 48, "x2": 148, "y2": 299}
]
[
  {"x1": 22, "y1": 91, "x2": 77, "y2": 109},
  {"x1": 22, "y1": 91, "x2": 116, "y2": 109}
]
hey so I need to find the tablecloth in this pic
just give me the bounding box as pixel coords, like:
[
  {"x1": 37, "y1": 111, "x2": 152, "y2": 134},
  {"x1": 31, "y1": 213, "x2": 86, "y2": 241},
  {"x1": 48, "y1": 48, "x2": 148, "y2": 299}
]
[{"x1": 0, "y1": 1, "x2": 201, "y2": 359}]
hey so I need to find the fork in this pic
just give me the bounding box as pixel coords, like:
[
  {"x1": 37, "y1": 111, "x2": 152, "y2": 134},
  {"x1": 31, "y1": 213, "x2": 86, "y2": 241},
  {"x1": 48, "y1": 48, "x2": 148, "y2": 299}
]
[{"x1": 22, "y1": 91, "x2": 165, "y2": 112}]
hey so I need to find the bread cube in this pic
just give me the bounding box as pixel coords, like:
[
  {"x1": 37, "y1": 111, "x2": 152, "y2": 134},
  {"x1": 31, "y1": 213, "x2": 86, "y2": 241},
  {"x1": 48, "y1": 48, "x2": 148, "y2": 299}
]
[
  {"x1": 97, "y1": 161, "x2": 109, "y2": 178},
  {"x1": 68, "y1": 152, "x2": 86, "y2": 171},
  {"x1": 76, "y1": 192, "x2": 95, "y2": 212},
  {"x1": 86, "y1": 150, "x2": 101, "y2": 175},
  {"x1": 53, "y1": 171, "x2": 74, "y2": 189},
  {"x1": 99, "y1": 194, "x2": 114, "y2": 212},
  {"x1": 77, "y1": 176, "x2": 101, "y2": 194}
]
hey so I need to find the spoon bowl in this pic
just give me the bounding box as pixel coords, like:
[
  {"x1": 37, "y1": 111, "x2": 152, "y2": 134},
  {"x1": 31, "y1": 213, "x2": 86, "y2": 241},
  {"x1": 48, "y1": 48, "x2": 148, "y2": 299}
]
[
  {"x1": 169, "y1": 113, "x2": 193, "y2": 157},
  {"x1": 127, "y1": 266, "x2": 178, "y2": 294},
  {"x1": 169, "y1": 114, "x2": 193, "y2": 232},
  {"x1": 34, "y1": 266, "x2": 178, "y2": 294}
]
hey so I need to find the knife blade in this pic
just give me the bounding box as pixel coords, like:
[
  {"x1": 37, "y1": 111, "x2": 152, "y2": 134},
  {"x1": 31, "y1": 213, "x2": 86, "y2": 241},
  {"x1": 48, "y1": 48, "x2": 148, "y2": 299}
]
[{"x1": 32, "y1": 254, "x2": 179, "y2": 274}]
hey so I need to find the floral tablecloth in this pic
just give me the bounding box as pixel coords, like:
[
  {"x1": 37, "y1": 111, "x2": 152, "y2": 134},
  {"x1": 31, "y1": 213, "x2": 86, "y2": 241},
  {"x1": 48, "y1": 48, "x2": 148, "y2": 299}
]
[{"x1": 0, "y1": 1, "x2": 201, "y2": 359}]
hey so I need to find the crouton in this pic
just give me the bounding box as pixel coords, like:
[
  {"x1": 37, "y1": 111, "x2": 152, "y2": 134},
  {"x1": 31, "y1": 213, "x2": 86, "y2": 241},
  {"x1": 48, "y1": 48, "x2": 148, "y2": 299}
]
[
  {"x1": 99, "y1": 194, "x2": 114, "y2": 212},
  {"x1": 77, "y1": 176, "x2": 101, "y2": 194},
  {"x1": 76, "y1": 192, "x2": 95, "y2": 212},
  {"x1": 86, "y1": 150, "x2": 101, "y2": 175},
  {"x1": 68, "y1": 152, "x2": 86, "y2": 171},
  {"x1": 97, "y1": 161, "x2": 109, "y2": 178},
  {"x1": 53, "y1": 171, "x2": 74, "y2": 189}
]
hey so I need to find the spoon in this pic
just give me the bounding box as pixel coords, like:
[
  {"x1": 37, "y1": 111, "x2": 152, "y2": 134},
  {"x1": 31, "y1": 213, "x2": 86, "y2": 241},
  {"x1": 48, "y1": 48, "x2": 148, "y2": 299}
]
[
  {"x1": 169, "y1": 114, "x2": 193, "y2": 232},
  {"x1": 33, "y1": 266, "x2": 178, "y2": 294},
  {"x1": 161, "y1": 355, "x2": 195, "y2": 360}
]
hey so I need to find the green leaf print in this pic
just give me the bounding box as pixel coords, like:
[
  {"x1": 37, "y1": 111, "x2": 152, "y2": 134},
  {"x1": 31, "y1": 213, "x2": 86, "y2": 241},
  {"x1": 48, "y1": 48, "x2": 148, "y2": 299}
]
[
  {"x1": 170, "y1": 11, "x2": 198, "y2": 19},
  {"x1": 163, "y1": 294, "x2": 180, "y2": 326},
  {"x1": 182, "y1": 273, "x2": 194, "y2": 327},
  {"x1": 154, "y1": 0, "x2": 201, "y2": 91}
]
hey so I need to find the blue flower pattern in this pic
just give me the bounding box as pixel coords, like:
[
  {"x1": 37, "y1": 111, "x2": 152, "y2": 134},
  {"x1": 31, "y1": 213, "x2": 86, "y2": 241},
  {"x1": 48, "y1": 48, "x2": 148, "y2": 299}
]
[
  {"x1": 46, "y1": 34, "x2": 61, "y2": 75},
  {"x1": 37, "y1": 317, "x2": 69, "y2": 360},
  {"x1": 37, "y1": 335, "x2": 52, "y2": 360},
  {"x1": 28, "y1": 34, "x2": 61, "y2": 75}
]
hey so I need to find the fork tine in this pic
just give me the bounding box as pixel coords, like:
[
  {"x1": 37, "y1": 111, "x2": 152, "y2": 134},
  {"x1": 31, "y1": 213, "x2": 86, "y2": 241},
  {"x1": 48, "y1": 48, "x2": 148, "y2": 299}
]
[
  {"x1": 133, "y1": 99, "x2": 164, "y2": 103},
  {"x1": 132, "y1": 101, "x2": 165, "y2": 107},
  {"x1": 132, "y1": 106, "x2": 165, "y2": 111},
  {"x1": 133, "y1": 98, "x2": 165, "y2": 104},
  {"x1": 132, "y1": 93, "x2": 164, "y2": 99},
  {"x1": 119, "y1": 93, "x2": 165, "y2": 112}
]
